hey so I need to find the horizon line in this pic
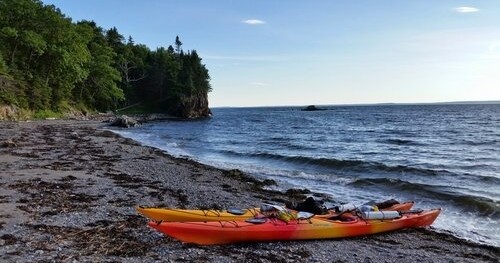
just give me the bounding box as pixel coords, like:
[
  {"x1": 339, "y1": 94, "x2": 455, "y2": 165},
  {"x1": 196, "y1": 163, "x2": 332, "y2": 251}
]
[{"x1": 211, "y1": 100, "x2": 500, "y2": 108}]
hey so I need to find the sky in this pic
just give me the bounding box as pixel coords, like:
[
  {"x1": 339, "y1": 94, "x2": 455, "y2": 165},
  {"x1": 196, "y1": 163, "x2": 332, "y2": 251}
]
[{"x1": 42, "y1": 0, "x2": 500, "y2": 107}]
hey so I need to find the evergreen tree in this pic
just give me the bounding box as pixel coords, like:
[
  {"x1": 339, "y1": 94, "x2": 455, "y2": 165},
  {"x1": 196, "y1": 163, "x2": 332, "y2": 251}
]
[
  {"x1": 0, "y1": 0, "x2": 212, "y2": 117},
  {"x1": 175, "y1": 35, "x2": 182, "y2": 54},
  {"x1": 167, "y1": 45, "x2": 175, "y2": 54}
]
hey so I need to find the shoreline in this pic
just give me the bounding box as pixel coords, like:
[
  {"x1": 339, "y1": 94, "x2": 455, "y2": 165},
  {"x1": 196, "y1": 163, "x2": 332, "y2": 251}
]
[{"x1": 0, "y1": 119, "x2": 498, "y2": 262}]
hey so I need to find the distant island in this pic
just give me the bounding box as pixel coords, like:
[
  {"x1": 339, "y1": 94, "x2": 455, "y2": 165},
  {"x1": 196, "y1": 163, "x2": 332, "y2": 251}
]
[
  {"x1": 301, "y1": 105, "x2": 327, "y2": 111},
  {"x1": 0, "y1": 0, "x2": 211, "y2": 120},
  {"x1": 295, "y1": 101, "x2": 500, "y2": 109}
]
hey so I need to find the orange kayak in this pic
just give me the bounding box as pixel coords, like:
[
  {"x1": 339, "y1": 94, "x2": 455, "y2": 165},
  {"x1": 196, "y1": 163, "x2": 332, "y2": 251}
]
[
  {"x1": 137, "y1": 201, "x2": 414, "y2": 222},
  {"x1": 148, "y1": 208, "x2": 440, "y2": 245}
]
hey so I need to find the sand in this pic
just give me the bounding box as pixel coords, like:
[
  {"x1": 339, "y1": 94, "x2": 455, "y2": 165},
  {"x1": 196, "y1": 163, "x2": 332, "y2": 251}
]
[{"x1": 0, "y1": 119, "x2": 498, "y2": 262}]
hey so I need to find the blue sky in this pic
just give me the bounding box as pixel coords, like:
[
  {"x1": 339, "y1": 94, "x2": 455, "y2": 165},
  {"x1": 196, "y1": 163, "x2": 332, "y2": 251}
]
[{"x1": 43, "y1": 0, "x2": 500, "y2": 107}]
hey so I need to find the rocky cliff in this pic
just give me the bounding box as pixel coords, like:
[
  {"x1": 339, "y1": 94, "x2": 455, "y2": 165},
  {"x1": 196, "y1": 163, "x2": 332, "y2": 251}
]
[{"x1": 172, "y1": 91, "x2": 211, "y2": 119}]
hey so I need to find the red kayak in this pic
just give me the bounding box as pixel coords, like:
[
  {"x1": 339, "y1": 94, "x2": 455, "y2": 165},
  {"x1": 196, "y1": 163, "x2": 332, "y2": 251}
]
[{"x1": 148, "y1": 208, "x2": 441, "y2": 245}]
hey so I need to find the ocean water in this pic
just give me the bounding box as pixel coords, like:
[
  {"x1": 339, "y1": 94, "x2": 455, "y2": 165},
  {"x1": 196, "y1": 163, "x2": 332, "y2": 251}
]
[{"x1": 114, "y1": 104, "x2": 500, "y2": 246}]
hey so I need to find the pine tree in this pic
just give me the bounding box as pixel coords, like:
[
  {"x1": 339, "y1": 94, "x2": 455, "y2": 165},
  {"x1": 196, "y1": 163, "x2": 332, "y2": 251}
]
[{"x1": 174, "y1": 35, "x2": 182, "y2": 54}]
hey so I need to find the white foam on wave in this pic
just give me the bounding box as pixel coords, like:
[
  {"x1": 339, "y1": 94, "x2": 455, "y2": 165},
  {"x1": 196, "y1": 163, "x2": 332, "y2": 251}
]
[{"x1": 108, "y1": 129, "x2": 191, "y2": 158}]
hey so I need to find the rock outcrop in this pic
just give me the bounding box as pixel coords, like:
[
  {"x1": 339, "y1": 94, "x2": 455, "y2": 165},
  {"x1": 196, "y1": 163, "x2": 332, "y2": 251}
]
[
  {"x1": 172, "y1": 92, "x2": 211, "y2": 119},
  {"x1": 110, "y1": 115, "x2": 140, "y2": 128}
]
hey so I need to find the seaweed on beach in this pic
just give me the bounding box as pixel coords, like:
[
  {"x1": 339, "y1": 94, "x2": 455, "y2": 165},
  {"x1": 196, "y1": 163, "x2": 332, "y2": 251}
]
[
  {"x1": 0, "y1": 195, "x2": 9, "y2": 203},
  {"x1": 210, "y1": 245, "x2": 312, "y2": 263},
  {"x1": 22, "y1": 215, "x2": 151, "y2": 257},
  {"x1": 8, "y1": 178, "x2": 102, "y2": 215},
  {"x1": 0, "y1": 234, "x2": 17, "y2": 245},
  {"x1": 103, "y1": 172, "x2": 146, "y2": 185}
]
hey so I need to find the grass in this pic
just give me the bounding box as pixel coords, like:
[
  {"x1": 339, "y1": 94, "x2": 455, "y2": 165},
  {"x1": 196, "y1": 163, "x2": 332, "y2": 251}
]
[{"x1": 33, "y1": 110, "x2": 62, "y2": 119}]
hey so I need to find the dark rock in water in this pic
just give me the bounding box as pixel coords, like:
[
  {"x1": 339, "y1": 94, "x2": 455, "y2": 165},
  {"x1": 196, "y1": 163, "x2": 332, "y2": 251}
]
[
  {"x1": 110, "y1": 115, "x2": 140, "y2": 128},
  {"x1": 285, "y1": 188, "x2": 312, "y2": 199},
  {"x1": 301, "y1": 105, "x2": 325, "y2": 111},
  {"x1": 224, "y1": 169, "x2": 277, "y2": 189}
]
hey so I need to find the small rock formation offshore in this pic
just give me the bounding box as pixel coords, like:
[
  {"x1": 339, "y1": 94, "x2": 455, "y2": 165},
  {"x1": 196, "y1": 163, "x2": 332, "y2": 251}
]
[{"x1": 301, "y1": 105, "x2": 323, "y2": 111}]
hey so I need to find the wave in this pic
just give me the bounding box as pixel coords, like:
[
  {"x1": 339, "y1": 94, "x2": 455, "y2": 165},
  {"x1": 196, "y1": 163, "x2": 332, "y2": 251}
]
[
  {"x1": 460, "y1": 139, "x2": 500, "y2": 146},
  {"x1": 349, "y1": 177, "x2": 499, "y2": 217},
  {"x1": 221, "y1": 151, "x2": 452, "y2": 177},
  {"x1": 475, "y1": 175, "x2": 500, "y2": 184},
  {"x1": 383, "y1": 138, "x2": 424, "y2": 146}
]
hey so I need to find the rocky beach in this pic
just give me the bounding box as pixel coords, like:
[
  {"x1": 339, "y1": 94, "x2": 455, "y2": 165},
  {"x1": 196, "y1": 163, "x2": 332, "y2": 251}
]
[{"x1": 0, "y1": 119, "x2": 498, "y2": 263}]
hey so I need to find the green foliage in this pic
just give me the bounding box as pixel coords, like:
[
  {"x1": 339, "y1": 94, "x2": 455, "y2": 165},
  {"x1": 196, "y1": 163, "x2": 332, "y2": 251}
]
[
  {"x1": 0, "y1": 88, "x2": 18, "y2": 105},
  {"x1": 33, "y1": 109, "x2": 61, "y2": 119},
  {"x1": 0, "y1": 0, "x2": 211, "y2": 117},
  {"x1": 0, "y1": 75, "x2": 29, "y2": 108},
  {"x1": 75, "y1": 21, "x2": 123, "y2": 111},
  {"x1": 0, "y1": 52, "x2": 7, "y2": 73}
]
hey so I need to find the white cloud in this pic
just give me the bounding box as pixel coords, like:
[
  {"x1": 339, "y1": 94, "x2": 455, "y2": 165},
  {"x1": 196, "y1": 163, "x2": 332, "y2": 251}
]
[
  {"x1": 242, "y1": 19, "x2": 266, "y2": 25},
  {"x1": 454, "y1": 7, "x2": 479, "y2": 13}
]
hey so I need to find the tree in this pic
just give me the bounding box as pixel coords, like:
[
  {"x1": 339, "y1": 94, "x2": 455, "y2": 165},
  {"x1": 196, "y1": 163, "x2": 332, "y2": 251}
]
[
  {"x1": 175, "y1": 35, "x2": 182, "y2": 54},
  {"x1": 0, "y1": 0, "x2": 212, "y2": 117},
  {"x1": 167, "y1": 45, "x2": 175, "y2": 54},
  {"x1": 75, "y1": 21, "x2": 123, "y2": 111},
  {"x1": 105, "y1": 27, "x2": 124, "y2": 49},
  {"x1": 0, "y1": 52, "x2": 7, "y2": 73},
  {"x1": 0, "y1": 0, "x2": 92, "y2": 110},
  {"x1": 104, "y1": 27, "x2": 148, "y2": 106}
]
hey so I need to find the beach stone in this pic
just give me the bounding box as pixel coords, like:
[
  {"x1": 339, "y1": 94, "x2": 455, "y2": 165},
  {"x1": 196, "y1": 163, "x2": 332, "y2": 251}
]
[{"x1": 1, "y1": 139, "x2": 17, "y2": 147}]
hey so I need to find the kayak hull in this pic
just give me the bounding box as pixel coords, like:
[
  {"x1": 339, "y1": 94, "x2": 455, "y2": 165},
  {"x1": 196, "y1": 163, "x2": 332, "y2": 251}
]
[
  {"x1": 137, "y1": 201, "x2": 414, "y2": 222},
  {"x1": 148, "y1": 208, "x2": 440, "y2": 245}
]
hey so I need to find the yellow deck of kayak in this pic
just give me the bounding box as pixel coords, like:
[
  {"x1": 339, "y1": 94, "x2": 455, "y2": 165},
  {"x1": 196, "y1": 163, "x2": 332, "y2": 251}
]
[
  {"x1": 137, "y1": 201, "x2": 414, "y2": 222},
  {"x1": 136, "y1": 207, "x2": 262, "y2": 222}
]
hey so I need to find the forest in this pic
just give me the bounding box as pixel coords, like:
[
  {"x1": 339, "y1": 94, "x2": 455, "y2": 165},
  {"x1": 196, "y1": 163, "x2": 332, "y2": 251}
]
[{"x1": 0, "y1": 0, "x2": 211, "y2": 119}]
